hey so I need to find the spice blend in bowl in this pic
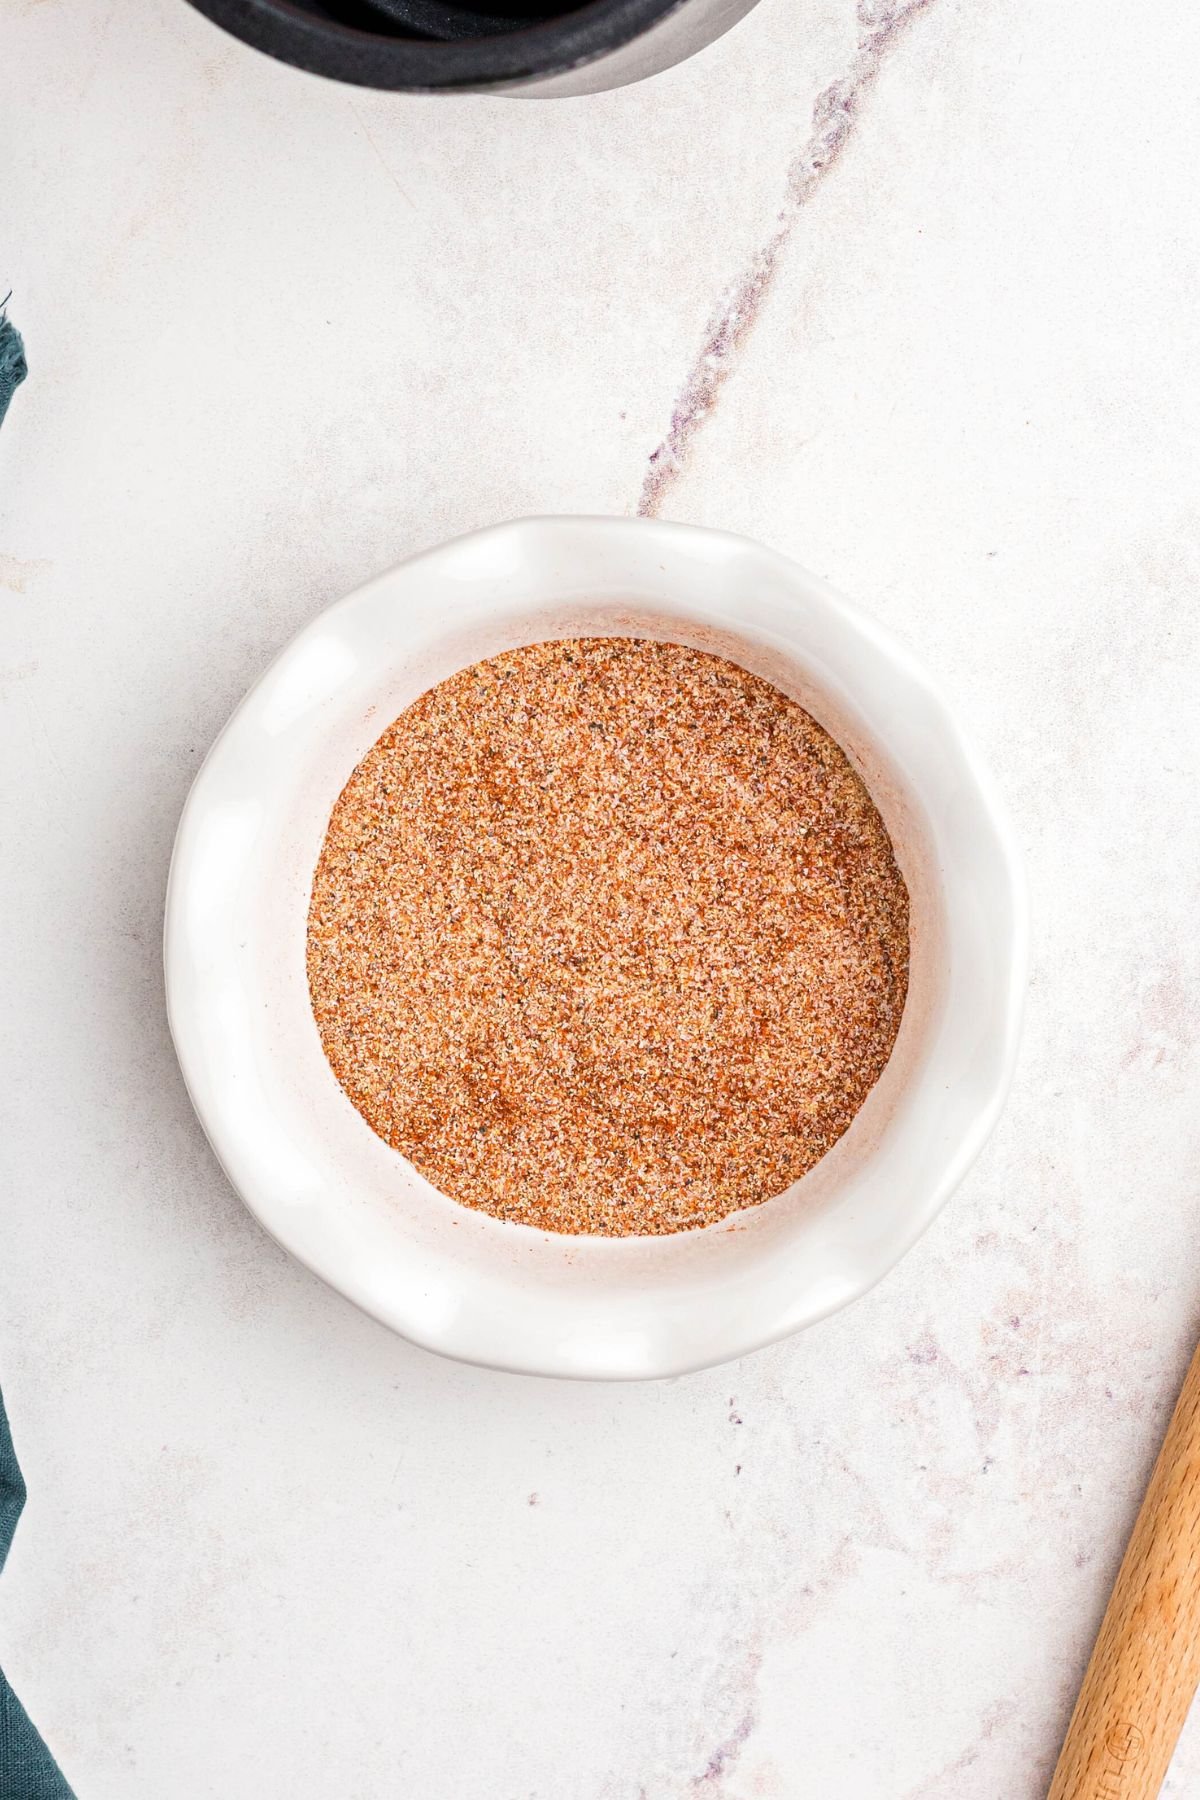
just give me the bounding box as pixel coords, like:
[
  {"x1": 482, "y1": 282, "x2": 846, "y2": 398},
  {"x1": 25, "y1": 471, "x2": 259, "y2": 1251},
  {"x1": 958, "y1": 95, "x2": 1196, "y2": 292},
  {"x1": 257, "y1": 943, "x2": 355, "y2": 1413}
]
[{"x1": 306, "y1": 637, "x2": 909, "y2": 1236}]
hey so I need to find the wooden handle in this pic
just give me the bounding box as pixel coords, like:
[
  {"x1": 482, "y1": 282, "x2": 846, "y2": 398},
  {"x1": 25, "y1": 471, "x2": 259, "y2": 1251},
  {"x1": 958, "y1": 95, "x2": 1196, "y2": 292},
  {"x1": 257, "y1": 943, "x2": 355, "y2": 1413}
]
[{"x1": 1047, "y1": 1335, "x2": 1200, "y2": 1799}]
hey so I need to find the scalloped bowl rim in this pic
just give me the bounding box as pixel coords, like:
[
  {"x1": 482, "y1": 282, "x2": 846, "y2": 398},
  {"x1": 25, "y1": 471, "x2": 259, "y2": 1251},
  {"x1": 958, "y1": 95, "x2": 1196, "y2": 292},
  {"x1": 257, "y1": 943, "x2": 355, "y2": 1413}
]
[{"x1": 165, "y1": 517, "x2": 1027, "y2": 1379}]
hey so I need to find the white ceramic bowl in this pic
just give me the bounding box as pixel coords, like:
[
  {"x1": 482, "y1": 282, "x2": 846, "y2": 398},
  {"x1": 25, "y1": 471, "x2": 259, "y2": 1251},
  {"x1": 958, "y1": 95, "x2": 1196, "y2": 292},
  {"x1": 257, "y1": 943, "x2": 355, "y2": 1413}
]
[{"x1": 165, "y1": 517, "x2": 1026, "y2": 1379}]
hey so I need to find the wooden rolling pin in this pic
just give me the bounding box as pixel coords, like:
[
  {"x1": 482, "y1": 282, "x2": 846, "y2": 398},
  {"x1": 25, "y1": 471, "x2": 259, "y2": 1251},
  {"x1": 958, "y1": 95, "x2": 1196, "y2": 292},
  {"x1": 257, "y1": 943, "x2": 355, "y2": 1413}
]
[{"x1": 1047, "y1": 1335, "x2": 1200, "y2": 1799}]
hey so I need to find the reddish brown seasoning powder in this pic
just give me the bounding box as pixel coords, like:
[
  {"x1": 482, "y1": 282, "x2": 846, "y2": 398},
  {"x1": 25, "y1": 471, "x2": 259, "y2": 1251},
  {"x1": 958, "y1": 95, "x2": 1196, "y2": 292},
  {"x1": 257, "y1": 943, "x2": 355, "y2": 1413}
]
[{"x1": 307, "y1": 638, "x2": 909, "y2": 1236}]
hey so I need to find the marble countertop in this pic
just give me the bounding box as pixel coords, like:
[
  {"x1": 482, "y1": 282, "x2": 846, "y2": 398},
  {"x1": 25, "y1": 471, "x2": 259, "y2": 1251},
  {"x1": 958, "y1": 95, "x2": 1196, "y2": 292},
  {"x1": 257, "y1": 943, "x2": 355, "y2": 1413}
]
[{"x1": 3, "y1": 0, "x2": 1200, "y2": 1793}]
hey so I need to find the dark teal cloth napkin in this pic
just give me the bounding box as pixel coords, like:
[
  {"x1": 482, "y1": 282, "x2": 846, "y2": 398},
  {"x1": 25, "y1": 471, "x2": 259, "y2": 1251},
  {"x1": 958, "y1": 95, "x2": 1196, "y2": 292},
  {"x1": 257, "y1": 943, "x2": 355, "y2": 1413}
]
[
  {"x1": 1, "y1": 310, "x2": 71, "y2": 1799},
  {"x1": 0, "y1": 1393, "x2": 74, "y2": 1799},
  {"x1": 0, "y1": 305, "x2": 27, "y2": 428}
]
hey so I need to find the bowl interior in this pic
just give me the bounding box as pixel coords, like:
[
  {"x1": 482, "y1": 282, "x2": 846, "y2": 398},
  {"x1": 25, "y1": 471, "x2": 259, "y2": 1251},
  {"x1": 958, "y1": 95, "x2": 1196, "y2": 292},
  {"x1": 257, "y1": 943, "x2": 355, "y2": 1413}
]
[
  {"x1": 182, "y1": 0, "x2": 701, "y2": 91},
  {"x1": 166, "y1": 518, "x2": 1023, "y2": 1377}
]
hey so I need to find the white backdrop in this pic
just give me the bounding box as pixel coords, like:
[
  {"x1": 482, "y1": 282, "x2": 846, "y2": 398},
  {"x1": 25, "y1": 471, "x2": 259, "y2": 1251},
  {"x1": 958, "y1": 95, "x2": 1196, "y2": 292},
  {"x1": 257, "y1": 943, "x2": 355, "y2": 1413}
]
[{"x1": 3, "y1": 0, "x2": 1200, "y2": 1793}]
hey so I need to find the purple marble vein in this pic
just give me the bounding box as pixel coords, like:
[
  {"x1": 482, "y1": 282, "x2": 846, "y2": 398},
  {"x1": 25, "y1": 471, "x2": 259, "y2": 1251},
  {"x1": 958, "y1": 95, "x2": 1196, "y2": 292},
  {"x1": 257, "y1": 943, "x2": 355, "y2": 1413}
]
[{"x1": 637, "y1": 0, "x2": 934, "y2": 518}]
